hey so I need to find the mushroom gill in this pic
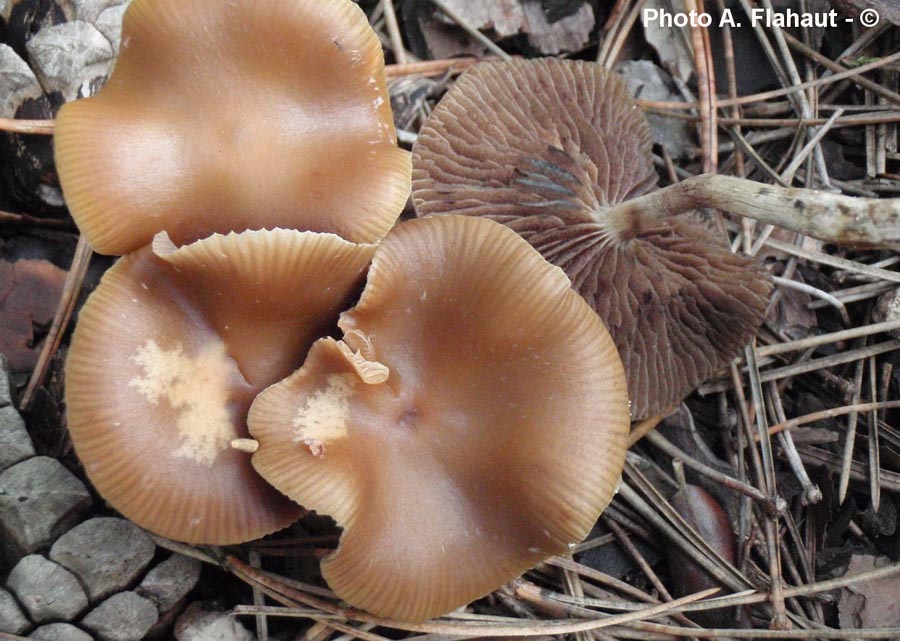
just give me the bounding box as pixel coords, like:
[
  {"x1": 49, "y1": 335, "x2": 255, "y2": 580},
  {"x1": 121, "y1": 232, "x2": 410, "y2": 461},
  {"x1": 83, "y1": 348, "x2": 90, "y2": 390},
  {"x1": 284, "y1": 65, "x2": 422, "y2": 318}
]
[
  {"x1": 248, "y1": 215, "x2": 630, "y2": 621},
  {"x1": 412, "y1": 58, "x2": 772, "y2": 419}
]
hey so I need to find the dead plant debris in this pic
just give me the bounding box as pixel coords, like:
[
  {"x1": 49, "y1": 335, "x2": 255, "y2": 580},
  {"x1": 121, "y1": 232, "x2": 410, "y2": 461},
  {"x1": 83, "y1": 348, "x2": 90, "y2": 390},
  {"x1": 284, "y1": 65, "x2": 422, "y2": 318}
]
[{"x1": 1, "y1": 0, "x2": 900, "y2": 639}]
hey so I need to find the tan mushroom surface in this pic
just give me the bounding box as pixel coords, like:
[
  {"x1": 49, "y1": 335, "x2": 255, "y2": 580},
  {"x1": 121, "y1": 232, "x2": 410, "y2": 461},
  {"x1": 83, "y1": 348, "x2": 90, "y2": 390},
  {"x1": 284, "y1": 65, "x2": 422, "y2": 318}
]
[
  {"x1": 412, "y1": 58, "x2": 773, "y2": 420},
  {"x1": 54, "y1": 0, "x2": 411, "y2": 255},
  {"x1": 248, "y1": 215, "x2": 630, "y2": 621},
  {"x1": 65, "y1": 229, "x2": 375, "y2": 544}
]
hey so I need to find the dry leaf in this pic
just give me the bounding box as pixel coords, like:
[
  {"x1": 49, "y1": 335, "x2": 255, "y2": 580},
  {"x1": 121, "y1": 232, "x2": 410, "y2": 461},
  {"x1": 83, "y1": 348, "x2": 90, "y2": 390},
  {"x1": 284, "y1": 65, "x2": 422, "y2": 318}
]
[
  {"x1": 667, "y1": 485, "x2": 742, "y2": 628},
  {"x1": 838, "y1": 554, "x2": 900, "y2": 628},
  {"x1": 430, "y1": 0, "x2": 527, "y2": 37},
  {"x1": 421, "y1": 0, "x2": 593, "y2": 57},
  {"x1": 642, "y1": 0, "x2": 694, "y2": 82},
  {"x1": 522, "y1": 1, "x2": 593, "y2": 55},
  {"x1": 0, "y1": 258, "x2": 66, "y2": 372},
  {"x1": 618, "y1": 60, "x2": 695, "y2": 160}
]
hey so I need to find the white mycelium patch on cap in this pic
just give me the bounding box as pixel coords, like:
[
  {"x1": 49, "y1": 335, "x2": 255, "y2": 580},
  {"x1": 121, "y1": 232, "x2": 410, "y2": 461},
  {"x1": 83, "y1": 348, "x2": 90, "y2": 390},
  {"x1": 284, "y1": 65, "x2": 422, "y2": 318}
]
[
  {"x1": 130, "y1": 339, "x2": 236, "y2": 466},
  {"x1": 292, "y1": 373, "x2": 357, "y2": 457}
]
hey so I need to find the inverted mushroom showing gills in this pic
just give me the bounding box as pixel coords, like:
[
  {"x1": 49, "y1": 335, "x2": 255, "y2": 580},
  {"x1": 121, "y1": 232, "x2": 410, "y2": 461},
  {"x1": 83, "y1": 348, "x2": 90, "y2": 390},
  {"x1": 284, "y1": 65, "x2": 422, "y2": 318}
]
[
  {"x1": 412, "y1": 58, "x2": 773, "y2": 419},
  {"x1": 54, "y1": 0, "x2": 411, "y2": 255},
  {"x1": 248, "y1": 215, "x2": 630, "y2": 621},
  {"x1": 65, "y1": 229, "x2": 376, "y2": 544}
]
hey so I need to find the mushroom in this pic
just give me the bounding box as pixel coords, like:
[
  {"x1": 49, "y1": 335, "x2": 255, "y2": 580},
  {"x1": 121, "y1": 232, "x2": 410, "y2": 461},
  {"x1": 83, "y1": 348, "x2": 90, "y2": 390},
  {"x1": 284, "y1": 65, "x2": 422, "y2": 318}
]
[
  {"x1": 411, "y1": 58, "x2": 772, "y2": 419},
  {"x1": 54, "y1": 0, "x2": 411, "y2": 255},
  {"x1": 248, "y1": 215, "x2": 630, "y2": 621},
  {"x1": 65, "y1": 229, "x2": 375, "y2": 544}
]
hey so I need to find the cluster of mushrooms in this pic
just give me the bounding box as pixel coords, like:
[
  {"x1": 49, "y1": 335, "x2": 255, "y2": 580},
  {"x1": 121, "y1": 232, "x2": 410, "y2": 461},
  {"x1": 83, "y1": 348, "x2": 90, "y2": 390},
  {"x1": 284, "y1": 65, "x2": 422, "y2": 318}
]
[{"x1": 57, "y1": 0, "x2": 772, "y2": 624}]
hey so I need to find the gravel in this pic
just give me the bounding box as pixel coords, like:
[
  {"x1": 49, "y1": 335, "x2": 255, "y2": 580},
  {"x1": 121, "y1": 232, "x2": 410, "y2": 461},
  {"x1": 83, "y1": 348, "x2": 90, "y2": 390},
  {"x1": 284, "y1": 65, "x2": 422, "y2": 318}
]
[
  {"x1": 0, "y1": 457, "x2": 92, "y2": 564},
  {"x1": 81, "y1": 591, "x2": 159, "y2": 641},
  {"x1": 50, "y1": 517, "x2": 155, "y2": 602},
  {"x1": 7, "y1": 554, "x2": 89, "y2": 623},
  {"x1": 0, "y1": 405, "x2": 36, "y2": 471}
]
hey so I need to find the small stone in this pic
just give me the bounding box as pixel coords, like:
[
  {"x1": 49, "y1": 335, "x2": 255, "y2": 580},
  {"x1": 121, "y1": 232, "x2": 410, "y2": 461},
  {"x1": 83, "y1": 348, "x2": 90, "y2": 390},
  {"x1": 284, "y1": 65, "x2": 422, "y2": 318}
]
[
  {"x1": 137, "y1": 553, "x2": 202, "y2": 614},
  {"x1": 51, "y1": 517, "x2": 155, "y2": 602},
  {"x1": 0, "y1": 44, "x2": 62, "y2": 215},
  {"x1": 0, "y1": 457, "x2": 92, "y2": 564},
  {"x1": 73, "y1": 0, "x2": 128, "y2": 23},
  {"x1": 71, "y1": 0, "x2": 133, "y2": 54},
  {"x1": 94, "y1": 2, "x2": 130, "y2": 54},
  {"x1": 26, "y1": 21, "x2": 114, "y2": 102},
  {"x1": 30, "y1": 623, "x2": 95, "y2": 641},
  {"x1": 175, "y1": 602, "x2": 256, "y2": 641},
  {"x1": 81, "y1": 592, "x2": 158, "y2": 641},
  {"x1": 0, "y1": 586, "x2": 31, "y2": 635},
  {"x1": 0, "y1": 405, "x2": 36, "y2": 471},
  {"x1": 1, "y1": 0, "x2": 72, "y2": 58},
  {"x1": 7, "y1": 554, "x2": 89, "y2": 623},
  {"x1": 0, "y1": 44, "x2": 43, "y2": 118},
  {"x1": 0, "y1": 354, "x2": 12, "y2": 407}
]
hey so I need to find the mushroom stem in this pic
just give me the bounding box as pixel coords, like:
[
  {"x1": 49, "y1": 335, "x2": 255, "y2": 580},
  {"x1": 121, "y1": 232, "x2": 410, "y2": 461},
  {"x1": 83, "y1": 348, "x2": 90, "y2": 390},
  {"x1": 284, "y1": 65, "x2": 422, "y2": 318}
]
[
  {"x1": 603, "y1": 173, "x2": 900, "y2": 249},
  {"x1": 231, "y1": 438, "x2": 260, "y2": 453}
]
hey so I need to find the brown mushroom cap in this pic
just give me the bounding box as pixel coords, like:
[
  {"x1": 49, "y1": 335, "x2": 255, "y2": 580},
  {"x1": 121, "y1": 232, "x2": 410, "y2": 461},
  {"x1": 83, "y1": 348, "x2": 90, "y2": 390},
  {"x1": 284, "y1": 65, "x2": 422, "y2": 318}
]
[
  {"x1": 65, "y1": 229, "x2": 375, "y2": 544},
  {"x1": 54, "y1": 0, "x2": 411, "y2": 255},
  {"x1": 412, "y1": 58, "x2": 772, "y2": 419},
  {"x1": 248, "y1": 215, "x2": 629, "y2": 621}
]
